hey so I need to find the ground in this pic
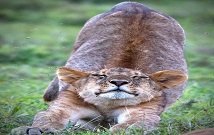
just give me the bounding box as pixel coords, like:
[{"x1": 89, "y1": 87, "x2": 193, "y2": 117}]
[{"x1": 0, "y1": 0, "x2": 213, "y2": 134}]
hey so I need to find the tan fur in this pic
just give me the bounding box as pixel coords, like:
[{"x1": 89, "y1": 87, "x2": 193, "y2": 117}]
[
  {"x1": 43, "y1": 2, "x2": 187, "y2": 105},
  {"x1": 24, "y1": 2, "x2": 188, "y2": 134},
  {"x1": 28, "y1": 67, "x2": 187, "y2": 134}
]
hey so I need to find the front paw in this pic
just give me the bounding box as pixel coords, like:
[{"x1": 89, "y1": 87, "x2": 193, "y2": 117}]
[
  {"x1": 27, "y1": 127, "x2": 57, "y2": 135},
  {"x1": 110, "y1": 123, "x2": 144, "y2": 134},
  {"x1": 11, "y1": 126, "x2": 30, "y2": 135},
  {"x1": 11, "y1": 126, "x2": 44, "y2": 135},
  {"x1": 109, "y1": 124, "x2": 127, "y2": 133},
  {"x1": 26, "y1": 127, "x2": 43, "y2": 135}
]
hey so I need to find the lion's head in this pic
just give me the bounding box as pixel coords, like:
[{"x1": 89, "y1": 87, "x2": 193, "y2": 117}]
[{"x1": 57, "y1": 67, "x2": 187, "y2": 107}]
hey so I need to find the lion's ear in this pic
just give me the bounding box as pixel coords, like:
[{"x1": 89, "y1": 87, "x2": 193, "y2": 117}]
[
  {"x1": 149, "y1": 70, "x2": 187, "y2": 89},
  {"x1": 57, "y1": 67, "x2": 89, "y2": 84}
]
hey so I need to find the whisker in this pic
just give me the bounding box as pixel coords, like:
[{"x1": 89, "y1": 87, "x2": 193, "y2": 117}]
[
  {"x1": 78, "y1": 115, "x2": 102, "y2": 129},
  {"x1": 125, "y1": 106, "x2": 131, "y2": 118}
]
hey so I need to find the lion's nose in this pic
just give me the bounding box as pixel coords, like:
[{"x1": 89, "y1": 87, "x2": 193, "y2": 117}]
[{"x1": 109, "y1": 79, "x2": 129, "y2": 86}]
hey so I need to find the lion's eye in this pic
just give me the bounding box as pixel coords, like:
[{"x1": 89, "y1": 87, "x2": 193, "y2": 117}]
[
  {"x1": 92, "y1": 74, "x2": 107, "y2": 79},
  {"x1": 98, "y1": 75, "x2": 107, "y2": 79},
  {"x1": 132, "y1": 76, "x2": 148, "y2": 80},
  {"x1": 132, "y1": 76, "x2": 140, "y2": 80}
]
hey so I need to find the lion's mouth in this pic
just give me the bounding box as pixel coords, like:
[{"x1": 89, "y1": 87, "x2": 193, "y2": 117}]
[{"x1": 95, "y1": 89, "x2": 138, "y2": 96}]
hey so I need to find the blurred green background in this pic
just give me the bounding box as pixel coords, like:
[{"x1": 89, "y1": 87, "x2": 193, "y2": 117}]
[{"x1": 0, "y1": 0, "x2": 213, "y2": 134}]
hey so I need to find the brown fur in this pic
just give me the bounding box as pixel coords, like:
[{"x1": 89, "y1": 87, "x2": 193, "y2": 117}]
[
  {"x1": 15, "y1": 2, "x2": 188, "y2": 134},
  {"x1": 43, "y1": 2, "x2": 187, "y2": 105},
  {"x1": 27, "y1": 67, "x2": 187, "y2": 134}
]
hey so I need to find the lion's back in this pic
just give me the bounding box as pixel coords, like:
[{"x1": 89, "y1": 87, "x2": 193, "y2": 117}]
[{"x1": 65, "y1": 2, "x2": 187, "y2": 107}]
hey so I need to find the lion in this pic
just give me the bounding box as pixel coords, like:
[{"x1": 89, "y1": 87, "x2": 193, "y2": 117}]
[{"x1": 11, "y1": 2, "x2": 188, "y2": 134}]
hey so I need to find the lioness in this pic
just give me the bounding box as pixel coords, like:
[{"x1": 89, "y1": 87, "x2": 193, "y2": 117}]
[{"x1": 12, "y1": 2, "x2": 188, "y2": 134}]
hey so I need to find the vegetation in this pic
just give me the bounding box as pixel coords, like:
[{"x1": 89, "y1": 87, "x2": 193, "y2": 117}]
[{"x1": 0, "y1": 0, "x2": 213, "y2": 134}]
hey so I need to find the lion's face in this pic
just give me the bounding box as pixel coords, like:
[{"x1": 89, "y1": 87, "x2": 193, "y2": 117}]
[
  {"x1": 81, "y1": 68, "x2": 156, "y2": 100},
  {"x1": 57, "y1": 67, "x2": 187, "y2": 106}
]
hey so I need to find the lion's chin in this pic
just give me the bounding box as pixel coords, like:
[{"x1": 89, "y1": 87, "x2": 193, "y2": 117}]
[{"x1": 98, "y1": 91, "x2": 135, "y2": 99}]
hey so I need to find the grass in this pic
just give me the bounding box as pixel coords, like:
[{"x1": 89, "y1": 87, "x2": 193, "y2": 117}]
[{"x1": 0, "y1": 0, "x2": 213, "y2": 134}]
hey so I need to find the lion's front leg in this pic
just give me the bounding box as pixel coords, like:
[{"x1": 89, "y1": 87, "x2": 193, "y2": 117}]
[
  {"x1": 11, "y1": 105, "x2": 72, "y2": 135},
  {"x1": 27, "y1": 90, "x2": 97, "y2": 134},
  {"x1": 26, "y1": 104, "x2": 74, "y2": 134},
  {"x1": 110, "y1": 113, "x2": 161, "y2": 133},
  {"x1": 30, "y1": 109, "x2": 71, "y2": 134},
  {"x1": 110, "y1": 97, "x2": 165, "y2": 133}
]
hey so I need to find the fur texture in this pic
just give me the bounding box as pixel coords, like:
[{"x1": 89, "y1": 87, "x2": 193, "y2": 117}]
[
  {"x1": 31, "y1": 67, "x2": 187, "y2": 133},
  {"x1": 29, "y1": 2, "x2": 188, "y2": 134},
  {"x1": 44, "y1": 2, "x2": 187, "y2": 107}
]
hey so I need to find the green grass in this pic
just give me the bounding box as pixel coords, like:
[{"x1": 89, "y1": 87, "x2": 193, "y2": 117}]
[{"x1": 0, "y1": 0, "x2": 213, "y2": 134}]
